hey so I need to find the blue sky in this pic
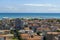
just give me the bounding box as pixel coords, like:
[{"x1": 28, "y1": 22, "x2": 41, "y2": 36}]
[{"x1": 0, "y1": 0, "x2": 60, "y2": 13}]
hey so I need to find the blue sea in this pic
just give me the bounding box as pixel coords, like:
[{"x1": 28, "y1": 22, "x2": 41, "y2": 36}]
[{"x1": 0, "y1": 13, "x2": 60, "y2": 19}]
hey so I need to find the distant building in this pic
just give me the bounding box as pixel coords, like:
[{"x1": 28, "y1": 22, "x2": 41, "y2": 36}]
[
  {"x1": 58, "y1": 35, "x2": 60, "y2": 40},
  {"x1": 2, "y1": 17, "x2": 10, "y2": 30},
  {"x1": 46, "y1": 34, "x2": 54, "y2": 40},
  {"x1": 2, "y1": 17, "x2": 10, "y2": 24},
  {"x1": 0, "y1": 37, "x2": 5, "y2": 40},
  {"x1": 14, "y1": 18, "x2": 23, "y2": 30},
  {"x1": 19, "y1": 30, "x2": 33, "y2": 34}
]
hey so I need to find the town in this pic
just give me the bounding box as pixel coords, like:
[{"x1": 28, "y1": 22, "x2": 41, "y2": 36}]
[{"x1": 0, "y1": 17, "x2": 60, "y2": 40}]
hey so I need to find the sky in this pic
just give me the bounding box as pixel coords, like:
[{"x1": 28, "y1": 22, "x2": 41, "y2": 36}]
[{"x1": 0, "y1": 0, "x2": 60, "y2": 13}]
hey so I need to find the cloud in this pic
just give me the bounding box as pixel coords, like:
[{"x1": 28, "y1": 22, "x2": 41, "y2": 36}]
[
  {"x1": 6, "y1": 6, "x2": 17, "y2": 10},
  {"x1": 24, "y1": 4, "x2": 57, "y2": 7},
  {"x1": 48, "y1": 8, "x2": 60, "y2": 11},
  {"x1": 0, "y1": 5, "x2": 19, "y2": 11},
  {"x1": 0, "y1": 4, "x2": 60, "y2": 13}
]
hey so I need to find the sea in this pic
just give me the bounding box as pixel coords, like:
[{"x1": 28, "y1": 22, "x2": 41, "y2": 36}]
[{"x1": 0, "y1": 13, "x2": 60, "y2": 19}]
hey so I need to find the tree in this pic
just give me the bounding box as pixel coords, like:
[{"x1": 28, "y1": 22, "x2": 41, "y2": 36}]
[
  {"x1": 37, "y1": 31, "x2": 42, "y2": 36},
  {"x1": 56, "y1": 30, "x2": 60, "y2": 32},
  {"x1": 10, "y1": 28, "x2": 23, "y2": 40},
  {"x1": 57, "y1": 19, "x2": 60, "y2": 22}
]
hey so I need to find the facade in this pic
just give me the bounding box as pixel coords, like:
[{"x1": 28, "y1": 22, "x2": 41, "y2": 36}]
[
  {"x1": 14, "y1": 18, "x2": 23, "y2": 30},
  {"x1": 0, "y1": 37, "x2": 5, "y2": 40},
  {"x1": 2, "y1": 17, "x2": 10, "y2": 30},
  {"x1": 58, "y1": 35, "x2": 60, "y2": 40}
]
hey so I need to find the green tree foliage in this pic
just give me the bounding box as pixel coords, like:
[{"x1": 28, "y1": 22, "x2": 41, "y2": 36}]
[
  {"x1": 10, "y1": 29, "x2": 23, "y2": 40},
  {"x1": 56, "y1": 30, "x2": 60, "y2": 32},
  {"x1": 57, "y1": 19, "x2": 60, "y2": 22}
]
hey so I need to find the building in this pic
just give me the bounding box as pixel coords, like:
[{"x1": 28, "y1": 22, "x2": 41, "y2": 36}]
[
  {"x1": 2, "y1": 17, "x2": 10, "y2": 30},
  {"x1": 14, "y1": 18, "x2": 23, "y2": 30},
  {"x1": 2, "y1": 17, "x2": 10, "y2": 24},
  {"x1": 58, "y1": 35, "x2": 60, "y2": 40}
]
